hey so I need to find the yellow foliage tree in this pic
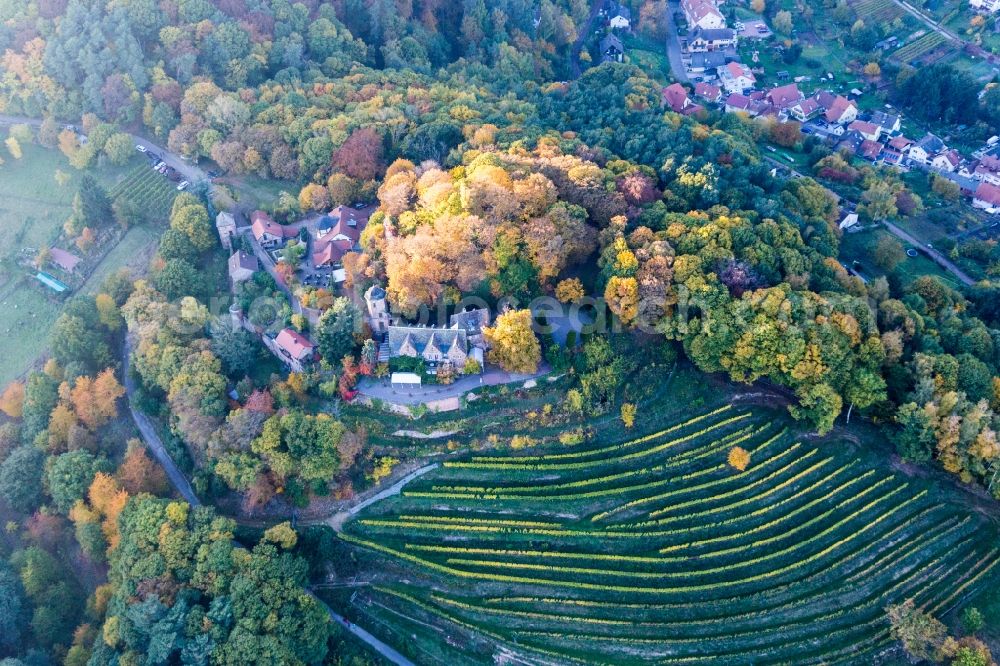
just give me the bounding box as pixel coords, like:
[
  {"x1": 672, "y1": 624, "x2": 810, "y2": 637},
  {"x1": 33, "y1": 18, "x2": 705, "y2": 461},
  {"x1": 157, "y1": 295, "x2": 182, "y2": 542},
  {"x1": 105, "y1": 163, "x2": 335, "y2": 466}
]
[
  {"x1": 555, "y1": 278, "x2": 585, "y2": 303},
  {"x1": 728, "y1": 446, "x2": 751, "y2": 471},
  {"x1": 484, "y1": 309, "x2": 542, "y2": 374},
  {"x1": 264, "y1": 521, "x2": 298, "y2": 549},
  {"x1": 605, "y1": 276, "x2": 639, "y2": 325},
  {"x1": 621, "y1": 402, "x2": 637, "y2": 429},
  {"x1": 0, "y1": 382, "x2": 25, "y2": 418}
]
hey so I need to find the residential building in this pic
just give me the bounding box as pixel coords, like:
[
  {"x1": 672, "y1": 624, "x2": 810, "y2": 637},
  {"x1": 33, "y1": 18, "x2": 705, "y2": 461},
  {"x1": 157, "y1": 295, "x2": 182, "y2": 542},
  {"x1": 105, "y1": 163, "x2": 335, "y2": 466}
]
[
  {"x1": 689, "y1": 51, "x2": 729, "y2": 72},
  {"x1": 970, "y1": 0, "x2": 1000, "y2": 13},
  {"x1": 908, "y1": 134, "x2": 946, "y2": 164},
  {"x1": 931, "y1": 149, "x2": 962, "y2": 172},
  {"x1": 682, "y1": 0, "x2": 726, "y2": 29},
  {"x1": 317, "y1": 205, "x2": 371, "y2": 245},
  {"x1": 765, "y1": 83, "x2": 803, "y2": 111},
  {"x1": 694, "y1": 82, "x2": 723, "y2": 103},
  {"x1": 837, "y1": 130, "x2": 865, "y2": 155},
  {"x1": 839, "y1": 212, "x2": 859, "y2": 230},
  {"x1": 216, "y1": 211, "x2": 237, "y2": 251},
  {"x1": 823, "y1": 95, "x2": 858, "y2": 125},
  {"x1": 609, "y1": 4, "x2": 631, "y2": 28},
  {"x1": 860, "y1": 139, "x2": 882, "y2": 162},
  {"x1": 870, "y1": 111, "x2": 902, "y2": 134},
  {"x1": 364, "y1": 284, "x2": 391, "y2": 335},
  {"x1": 387, "y1": 326, "x2": 470, "y2": 367},
  {"x1": 268, "y1": 328, "x2": 316, "y2": 373},
  {"x1": 718, "y1": 61, "x2": 755, "y2": 93},
  {"x1": 312, "y1": 238, "x2": 353, "y2": 268},
  {"x1": 449, "y1": 308, "x2": 491, "y2": 349},
  {"x1": 49, "y1": 248, "x2": 81, "y2": 274},
  {"x1": 974, "y1": 156, "x2": 1000, "y2": 186},
  {"x1": 251, "y1": 210, "x2": 290, "y2": 248},
  {"x1": 724, "y1": 92, "x2": 768, "y2": 116},
  {"x1": 972, "y1": 181, "x2": 1000, "y2": 210},
  {"x1": 663, "y1": 83, "x2": 702, "y2": 115},
  {"x1": 847, "y1": 120, "x2": 881, "y2": 142},
  {"x1": 687, "y1": 27, "x2": 737, "y2": 52},
  {"x1": 228, "y1": 250, "x2": 258, "y2": 284},
  {"x1": 788, "y1": 97, "x2": 822, "y2": 122},
  {"x1": 600, "y1": 34, "x2": 624, "y2": 63},
  {"x1": 888, "y1": 136, "x2": 914, "y2": 153}
]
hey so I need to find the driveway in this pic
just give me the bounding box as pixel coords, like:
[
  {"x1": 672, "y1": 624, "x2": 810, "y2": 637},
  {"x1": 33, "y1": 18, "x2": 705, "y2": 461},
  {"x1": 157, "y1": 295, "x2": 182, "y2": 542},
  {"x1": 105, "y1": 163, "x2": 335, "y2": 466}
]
[
  {"x1": 665, "y1": 0, "x2": 689, "y2": 83},
  {"x1": 357, "y1": 365, "x2": 550, "y2": 405}
]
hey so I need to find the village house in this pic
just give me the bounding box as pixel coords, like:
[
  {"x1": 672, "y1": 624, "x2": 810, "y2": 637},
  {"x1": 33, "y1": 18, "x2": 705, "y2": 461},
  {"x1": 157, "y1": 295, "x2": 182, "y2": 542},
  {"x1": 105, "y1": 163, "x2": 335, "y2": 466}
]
[
  {"x1": 251, "y1": 210, "x2": 292, "y2": 249},
  {"x1": 847, "y1": 120, "x2": 881, "y2": 143},
  {"x1": 823, "y1": 95, "x2": 858, "y2": 125},
  {"x1": 267, "y1": 328, "x2": 316, "y2": 373},
  {"x1": 974, "y1": 155, "x2": 1000, "y2": 186},
  {"x1": 687, "y1": 27, "x2": 737, "y2": 52},
  {"x1": 682, "y1": 0, "x2": 727, "y2": 29},
  {"x1": 600, "y1": 34, "x2": 624, "y2": 63},
  {"x1": 663, "y1": 83, "x2": 703, "y2": 115},
  {"x1": 888, "y1": 135, "x2": 914, "y2": 153},
  {"x1": 724, "y1": 92, "x2": 769, "y2": 116},
  {"x1": 788, "y1": 96, "x2": 822, "y2": 122},
  {"x1": 718, "y1": 61, "x2": 755, "y2": 93},
  {"x1": 908, "y1": 134, "x2": 946, "y2": 164},
  {"x1": 449, "y1": 308, "x2": 491, "y2": 349},
  {"x1": 215, "y1": 211, "x2": 237, "y2": 252},
  {"x1": 837, "y1": 130, "x2": 865, "y2": 155},
  {"x1": 860, "y1": 139, "x2": 883, "y2": 162},
  {"x1": 228, "y1": 250, "x2": 258, "y2": 284},
  {"x1": 609, "y1": 4, "x2": 631, "y2": 28},
  {"x1": 694, "y1": 82, "x2": 723, "y2": 103},
  {"x1": 970, "y1": 0, "x2": 1000, "y2": 13},
  {"x1": 839, "y1": 211, "x2": 860, "y2": 230},
  {"x1": 765, "y1": 83, "x2": 803, "y2": 112},
  {"x1": 870, "y1": 111, "x2": 902, "y2": 135},
  {"x1": 973, "y1": 181, "x2": 1000, "y2": 210},
  {"x1": 931, "y1": 149, "x2": 962, "y2": 172},
  {"x1": 49, "y1": 248, "x2": 81, "y2": 274},
  {"x1": 312, "y1": 205, "x2": 371, "y2": 269},
  {"x1": 689, "y1": 51, "x2": 729, "y2": 73}
]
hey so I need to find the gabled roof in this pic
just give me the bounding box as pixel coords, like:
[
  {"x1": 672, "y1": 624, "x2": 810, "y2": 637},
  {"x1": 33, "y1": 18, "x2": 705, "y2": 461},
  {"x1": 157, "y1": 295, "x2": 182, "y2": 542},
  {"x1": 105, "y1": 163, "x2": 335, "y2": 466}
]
[
  {"x1": 663, "y1": 83, "x2": 691, "y2": 113},
  {"x1": 888, "y1": 135, "x2": 913, "y2": 151},
  {"x1": 723, "y1": 61, "x2": 754, "y2": 80},
  {"x1": 791, "y1": 97, "x2": 820, "y2": 116},
  {"x1": 974, "y1": 181, "x2": 1000, "y2": 206},
  {"x1": 765, "y1": 83, "x2": 802, "y2": 109},
  {"x1": 870, "y1": 110, "x2": 901, "y2": 130},
  {"x1": 228, "y1": 250, "x2": 258, "y2": 274},
  {"x1": 388, "y1": 326, "x2": 468, "y2": 357},
  {"x1": 274, "y1": 328, "x2": 315, "y2": 361},
  {"x1": 251, "y1": 210, "x2": 292, "y2": 241},
  {"x1": 601, "y1": 33, "x2": 624, "y2": 53},
  {"x1": 913, "y1": 133, "x2": 945, "y2": 154},
  {"x1": 450, "y1": 308, "x2": 490, "y2": 335},
  {"x1": 935, "y1": 149, "x2": 961, "y2": 167},
  {"x1": 690, "y1": 51, "x2": 728, "y2": 69},
  {"x1": 860, "y1": 139, "x2": 882, "y2": 160},
  {"x1": 312, "y1": 238, "x2": 353, "y2": 267},
  {"x1": 694, "y1": 82, "x2": 722, "y2": 101},
  {"x1": 847, "y1": 120, "x2": 879, "y2": 136},
  {"x1": 683, "y1": 0, "x2": 724, "y2": 22},
  {"x1": 49, "y1": 248, "x2": 81, "y2": 273},
  {"x1": 977, "y1": 155, "x2": 1000, "y2": 173},
  {"x1": 824, "y1": 95, "x2": 855, "y2": 123}
]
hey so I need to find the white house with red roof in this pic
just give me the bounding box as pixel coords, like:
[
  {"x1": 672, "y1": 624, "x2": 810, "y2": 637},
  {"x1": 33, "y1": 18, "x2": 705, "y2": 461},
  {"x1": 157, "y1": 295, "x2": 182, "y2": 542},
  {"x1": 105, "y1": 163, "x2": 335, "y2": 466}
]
[
  {"x1": 681, "y1": 0, "x2": 726, "y2": 29},
  {"x1": 718, "y1": 61, "x2": 755, "y2": 93},
  {"x1": 974, "y1": 155, "x2": 1000, "y2": 186},
  {"x1": 251, "y1": 211, "x2": 292, "y2": 248},
  {"x1": 694, "y1": 82, "x2": 722, "y2": 103},
  {"x1": 972, "y1": 182, "x2": 1000, "y2": 211},
  {"x1": 969, "y1": 0, "x2": 999, "y2": 13},
  {"x1": 268, "y1": 328, "x2": 316, "y2": 372},
  {"x1": 931, "y1": 149, "x2": 962, "y2": 173},
  {"x1": 823, "y1": 95, "x2": 858, "y2": 125},
  {"x1": 788, "y1": 96, "x2": 821, "y2": 122},
  {"x1": 847, "y1": 120, "x2": 881, "y2": 142}
]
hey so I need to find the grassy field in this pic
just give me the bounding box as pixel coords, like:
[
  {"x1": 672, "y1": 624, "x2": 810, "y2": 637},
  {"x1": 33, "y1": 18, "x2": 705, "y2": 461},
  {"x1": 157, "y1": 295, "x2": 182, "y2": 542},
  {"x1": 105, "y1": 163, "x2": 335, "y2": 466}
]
[
  {"x1": 339, "y1": 404, "x2": 998, "y2": 664},
  {"x1": 0, "y1": 137, "x2": 174, "y2": 385},
  {"x1": 0, "y1": 280, "x2": 64, "y2": 385}
]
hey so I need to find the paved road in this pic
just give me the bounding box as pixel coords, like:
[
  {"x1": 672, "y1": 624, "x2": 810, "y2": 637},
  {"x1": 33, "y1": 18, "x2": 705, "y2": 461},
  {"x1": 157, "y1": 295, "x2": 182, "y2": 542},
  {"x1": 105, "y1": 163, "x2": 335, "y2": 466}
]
[
  {"x1": 664, "y1": 0, "x2": 689, "y2": 83},
  {"x1": 882, "y1": 220, "x2": 975, "y2": 286},
  {"x1": 321, "y1": 603, "x2": 416, "y2": 666},
  {"x1": 571, "y1": 0, "x2": 606, "y2": 78},
  {"x1": 357, "y1": 365, "x2": 549, "y2": 405},
  {"x1": 326, "y1": 463, "x2": 439, "y2": 532},
  {"x1": 122, "y1": 338, "x2": 201, "y2": 506}
]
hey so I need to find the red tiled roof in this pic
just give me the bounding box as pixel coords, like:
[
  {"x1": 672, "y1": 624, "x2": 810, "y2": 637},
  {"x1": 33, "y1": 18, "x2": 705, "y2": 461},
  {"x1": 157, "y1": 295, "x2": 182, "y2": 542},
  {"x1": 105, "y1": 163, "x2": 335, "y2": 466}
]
[
  {"x1": 974, "y1": 181, "x2": 1000, "y2": 206},
  {"x1": 663, "y1": 83, "x2": 690, "y2": 113},
  {"x1": 312, "y1": 238, "x2": 353, "y2": 267},
  {"x1": 694, "y1": 82, "x2": 722, "y2": 101},
  {"x1": 848, "y1": 120, "x2": 879, "y2": 136},
  {"x1": 860, "y1": 140, "x2": 882, "y2": 160},
  {"x1": 766, "y1": 83, "x2": 802, "y2": 109},
  {"x1": 251, "y1": 210, "x2": 292, "y2": 241},
  {"x1": 49, "y1": 248, "x2": 81, "y2": 272},
  {"x1": 824, "y1": 95, "x2": 854, "y2": 123},
  {"x1": 888, "y1": 136, "x2": 913, "y2": 151},
  {"x1": 275, "y1": 328, "x2": 315, "y2": 360}
]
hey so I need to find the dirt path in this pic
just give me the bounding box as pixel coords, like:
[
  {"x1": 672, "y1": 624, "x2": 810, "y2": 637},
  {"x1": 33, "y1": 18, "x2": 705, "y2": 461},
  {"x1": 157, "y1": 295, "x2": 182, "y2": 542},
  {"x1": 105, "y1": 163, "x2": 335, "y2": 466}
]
[{"x1": 326, "y1": 463, "x2": 439, "y2": 532}]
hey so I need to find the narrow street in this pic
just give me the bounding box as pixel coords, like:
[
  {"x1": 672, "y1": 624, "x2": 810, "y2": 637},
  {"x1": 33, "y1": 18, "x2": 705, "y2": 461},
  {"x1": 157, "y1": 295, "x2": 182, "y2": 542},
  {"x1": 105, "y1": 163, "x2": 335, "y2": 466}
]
[
  {"x1": 664, "y1": 0, "x2": 689, "y2": 83},
  {"x1": 882, "y1": 220, "x2": 976, "y2": 286}
]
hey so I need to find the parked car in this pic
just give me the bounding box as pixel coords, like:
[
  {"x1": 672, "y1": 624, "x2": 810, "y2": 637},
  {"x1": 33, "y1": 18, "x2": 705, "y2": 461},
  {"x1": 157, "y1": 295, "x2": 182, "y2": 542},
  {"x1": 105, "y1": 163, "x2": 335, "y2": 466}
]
[
  {"x1": 176, "y1": 181, "x2": 189, "y2": 191},
  {"x1": 136, "y1": 145, "x2": 147, "y2": 153},
  {"x1": 153, "y1": 161, "x2": 165, "y2": 170}
]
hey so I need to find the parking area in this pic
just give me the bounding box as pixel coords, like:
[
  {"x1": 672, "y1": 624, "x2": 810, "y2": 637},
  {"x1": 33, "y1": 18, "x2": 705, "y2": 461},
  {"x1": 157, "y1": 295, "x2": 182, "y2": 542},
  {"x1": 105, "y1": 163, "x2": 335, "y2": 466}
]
[{"x1": 135, "y1": 145, "x2": 189, "y2": 191}]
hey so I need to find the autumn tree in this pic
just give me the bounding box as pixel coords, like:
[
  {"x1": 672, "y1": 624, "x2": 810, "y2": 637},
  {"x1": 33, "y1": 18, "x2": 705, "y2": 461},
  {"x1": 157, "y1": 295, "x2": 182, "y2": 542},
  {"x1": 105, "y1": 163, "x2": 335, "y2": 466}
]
[
  {"x1": 332, "y1": 127, "x2": 385, "y2": 181},
  {"x1": 0, "y1": 381, "x2": 25, "y2": 418},
  {"x1": 887, "y1": 600, "x2": 956, "y2": 663},
  {"x1": 728, "y1": 446, "x2": 751, "y2": 471},
  {"x1": 556, "y1": 278, "x2": 585, "y2": 303},
  {"x1": 70, "y1": 369, "x2": 124, "y2": 430},
  {"x1": 484, "y1": 309, "x2": 542, "y2": 374},
  {"x1": 621, "y1": 402, "x2": 636, "y2": 429}
]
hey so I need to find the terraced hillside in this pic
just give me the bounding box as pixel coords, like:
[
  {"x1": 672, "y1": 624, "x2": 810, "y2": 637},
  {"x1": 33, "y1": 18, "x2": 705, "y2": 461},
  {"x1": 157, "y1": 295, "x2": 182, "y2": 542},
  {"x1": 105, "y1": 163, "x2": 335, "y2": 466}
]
[{"x1": 341, "y1": 405, "x2": 999, "y2": 665}]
